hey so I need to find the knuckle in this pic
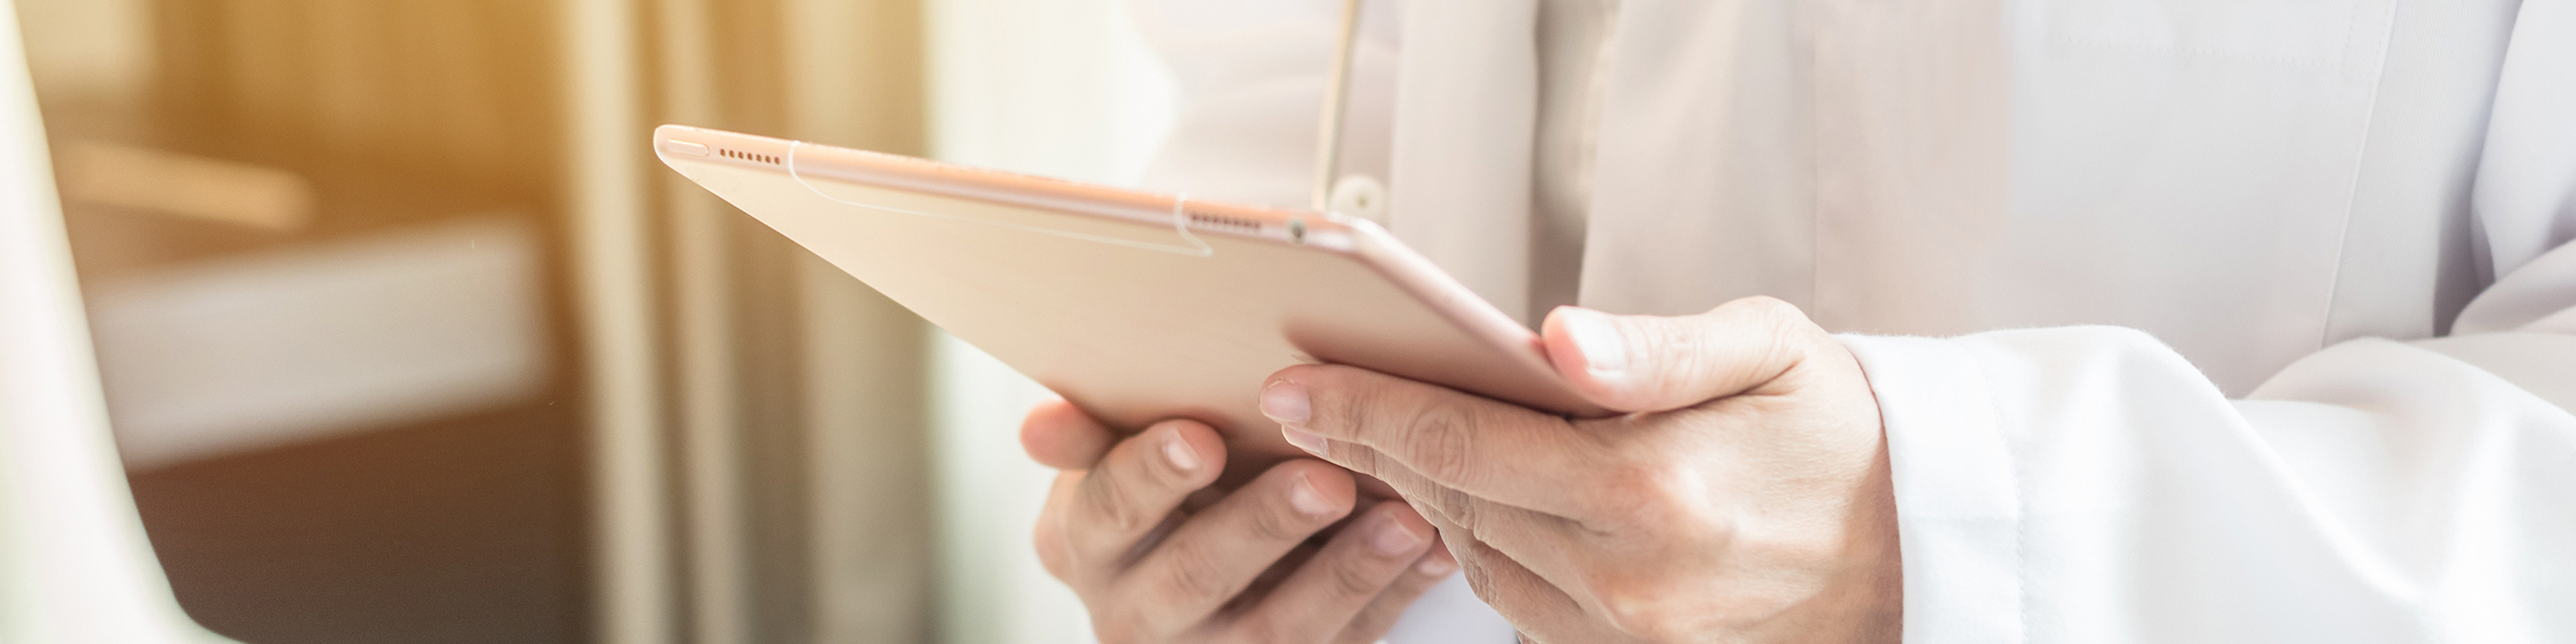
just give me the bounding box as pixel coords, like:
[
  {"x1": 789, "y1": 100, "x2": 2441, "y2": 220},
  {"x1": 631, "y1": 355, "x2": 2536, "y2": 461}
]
[
  {"x1": 1248, "y1": 494, "x2": 1320, "y2": 543},
  {"x1": 1721, "y1": 295, "x2": 1807, "y2": 341},
  {"x1": 1727, "y1": 294, "x2": 1801, "y2": 322},
  {"x1": 1152, "y1": 540, "x2": 1236, "y2": 602},
  {"x1": 1395, "y1": 400, "x2": 1479, "y2": 484},
  {"x1": 1323, "y1": 551, "x2": 1390, "y2": 598},
  {"x1": 1076, "y1": 470, "x2": 1145, "y2": 533},
  {"x1": 1339, "y1": 596, "x2": 1409, "y2": 643},
  {"x1": 1033, "y1": 523, "x2": 1073, "y2": 580},
  {"x1": 1438, "y1": 488, "x2": 1481, "y2": 535},
  {"x1": 1322, "y1": 375, "x2": 1380, "y2": 437},
  {"x1": 1091, "y1": 613, "x2": 1149, "y2": 644},
  {"x1": 1742, "y1": 297, "x2": 1820, "y2": 352},
  {"x1": 1587, "y1": 563, "x2": 1778, "y2": 640},
  {"x1": 1230, "y1": 612, "x2": 1301, "y2": 644},
  {"x1": 1652, "y1": 329, "x2": 1720, "y2": 400},
  {"x1": 1587, "y1": 571, "x2": 1684, "y2": 641},
  {"x1": 1368, "y1": 472, "x2": 1465, "y2": 535},
  {"x1": 1679, "y1": 297, "x2": 1813, "y2": 394},
  {"x1": 1591, "y1": 459, "x2": 1683, "y2": 529}
]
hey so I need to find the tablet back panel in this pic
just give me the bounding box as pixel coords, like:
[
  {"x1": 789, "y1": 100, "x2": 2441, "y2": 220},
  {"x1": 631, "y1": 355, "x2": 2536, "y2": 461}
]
[{"x1": 653, "y1": 125, "x2": 1596, "y2": 462}]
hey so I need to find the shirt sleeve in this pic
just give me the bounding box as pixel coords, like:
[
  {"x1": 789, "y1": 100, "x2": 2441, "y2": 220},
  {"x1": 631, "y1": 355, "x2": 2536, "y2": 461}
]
[{"x1": 1843, "y1": 4, "x2": 2576, "y2": 641}]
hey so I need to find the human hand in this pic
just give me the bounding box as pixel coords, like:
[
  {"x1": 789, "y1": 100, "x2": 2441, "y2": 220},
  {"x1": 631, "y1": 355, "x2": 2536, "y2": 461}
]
[
  {"x1": 1020, "y1": 399, "x2": 1462, "y2": 643},
  {"x1": 1257, "y1": 297, "x2": 1900, "y2": 643}
]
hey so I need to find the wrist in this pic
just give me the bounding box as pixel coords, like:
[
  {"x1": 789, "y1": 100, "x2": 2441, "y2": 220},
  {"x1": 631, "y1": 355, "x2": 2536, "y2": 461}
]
[{"x1": 1765, "y1": 441, "x2": 1902, "y2": 644}]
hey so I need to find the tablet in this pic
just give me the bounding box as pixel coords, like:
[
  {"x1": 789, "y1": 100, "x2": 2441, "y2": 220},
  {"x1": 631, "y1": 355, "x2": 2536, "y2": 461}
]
[{"x1": 654, "y1": 125, "x2": 1603, "y2": 466}]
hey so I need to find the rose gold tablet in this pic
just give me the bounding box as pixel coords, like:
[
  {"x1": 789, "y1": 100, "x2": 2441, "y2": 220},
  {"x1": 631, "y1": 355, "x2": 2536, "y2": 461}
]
[{"x1": 655, "y1": 124, "x2": 1603, "y2": 466}]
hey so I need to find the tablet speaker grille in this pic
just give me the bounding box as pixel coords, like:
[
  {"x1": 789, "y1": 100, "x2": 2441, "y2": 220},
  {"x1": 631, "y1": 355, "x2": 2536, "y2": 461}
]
[
  {"x1": 1187, "y1": 213, "x2": 1261, "y2": 233},
  {"x1": 716, "y1": 148, "x2": 780, "y2": 165}
]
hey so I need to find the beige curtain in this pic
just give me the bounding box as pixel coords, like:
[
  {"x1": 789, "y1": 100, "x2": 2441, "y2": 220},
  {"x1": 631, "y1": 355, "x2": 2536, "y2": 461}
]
[{"x1": 570, "y1": 0, "x2": 935, "y2": 643}]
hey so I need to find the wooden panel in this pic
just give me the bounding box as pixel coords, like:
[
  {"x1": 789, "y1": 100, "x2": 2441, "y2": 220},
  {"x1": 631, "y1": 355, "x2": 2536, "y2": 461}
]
[{"x1": 150, "y1": 0, "x2": 561, "y2": 193}]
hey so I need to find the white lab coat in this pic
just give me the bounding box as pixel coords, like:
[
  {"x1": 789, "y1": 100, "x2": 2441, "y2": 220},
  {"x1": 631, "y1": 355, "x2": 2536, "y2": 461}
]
[{"x1": 1130, "y1": 1, "x2": 2576, "y2": 643}]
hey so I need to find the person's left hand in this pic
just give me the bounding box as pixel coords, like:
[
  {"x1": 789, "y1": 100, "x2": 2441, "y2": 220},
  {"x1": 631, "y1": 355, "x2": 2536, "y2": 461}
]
[{"x1": 1256, "y1": 297, "x2": 1901, "y2": 644}]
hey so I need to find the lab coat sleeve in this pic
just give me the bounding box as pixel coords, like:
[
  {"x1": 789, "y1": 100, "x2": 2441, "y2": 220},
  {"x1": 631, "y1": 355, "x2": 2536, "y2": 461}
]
[
  {"x1": 1840, "y1": 7, "x2": 2576, "y2": 640},
  {"x1": 1843, "y1": 315, "x2": 2576, "y2": 644}
]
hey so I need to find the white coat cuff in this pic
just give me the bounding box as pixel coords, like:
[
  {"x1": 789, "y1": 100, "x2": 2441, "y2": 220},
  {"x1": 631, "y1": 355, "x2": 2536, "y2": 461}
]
[{"x1": 1836, "y1": 335, "x2": 2024, "y2": 644}]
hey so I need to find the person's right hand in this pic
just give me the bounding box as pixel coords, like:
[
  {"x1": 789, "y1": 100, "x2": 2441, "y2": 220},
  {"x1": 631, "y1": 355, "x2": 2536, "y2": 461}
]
[{"x1": 1022, "y1": 398, "x2": 1458, "y2": 643}]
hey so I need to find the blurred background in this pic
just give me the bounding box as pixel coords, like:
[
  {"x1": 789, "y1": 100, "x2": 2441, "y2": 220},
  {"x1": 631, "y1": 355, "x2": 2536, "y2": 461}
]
[{"x1": 12, "y1": 0, "x2": 1175, "y2": 642}]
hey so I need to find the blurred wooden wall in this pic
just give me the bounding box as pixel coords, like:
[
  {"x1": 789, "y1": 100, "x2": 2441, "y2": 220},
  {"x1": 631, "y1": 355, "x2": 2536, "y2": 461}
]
[
  {"x1": 17, "y1": 0, "x2": 938, "y2": 642},
  {"x1": 149, "y1": 0, "x2": 561, "y2": 197},
  {"x1": 48, "y1": 3, "x2": 588, "y2": 644}
]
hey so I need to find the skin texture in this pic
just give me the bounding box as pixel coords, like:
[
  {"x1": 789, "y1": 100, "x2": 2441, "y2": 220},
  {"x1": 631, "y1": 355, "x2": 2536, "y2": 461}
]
[
  {"x1": 1258, "y1": 297, "x2": 1902, "y2": 644},
  {"x1": 1022, "y1": 402, "x2": 1463, "y2": 643}
]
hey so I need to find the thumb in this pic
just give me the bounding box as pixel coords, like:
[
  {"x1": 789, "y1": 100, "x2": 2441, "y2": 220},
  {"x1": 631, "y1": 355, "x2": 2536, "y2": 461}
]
[
  {"x1": 1540, "y1": 297, "x2": 1817, "y2": 413},
  {"x1": 1018, "y1": 398, "x2": 1117, "y2": 470}
]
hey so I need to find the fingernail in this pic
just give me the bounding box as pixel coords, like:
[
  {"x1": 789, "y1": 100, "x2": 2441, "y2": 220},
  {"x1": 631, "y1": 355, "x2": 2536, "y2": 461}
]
[
  {"x1": 1561, "y1": 308, "x2": 1627, "y2": 376},
  {"x1": 1260, "y1": 381, "x2": 1310, "y2": 425},
  {"x1": 1371, "y1": 516, "x2": 1427, "y2": 556},
  {"x1": 1161, "y1": 429, "x2": 1199, "y2": 473},
  {"x1": 1282, "y1": 427, "x2": 1326, "y2": 456},
  {"x1": 1287, "y1": 473, "x2": 1337, "y2": 518},
  {"x1": 1416, "y1": 552, "x2": 1458, "y2": 576}
]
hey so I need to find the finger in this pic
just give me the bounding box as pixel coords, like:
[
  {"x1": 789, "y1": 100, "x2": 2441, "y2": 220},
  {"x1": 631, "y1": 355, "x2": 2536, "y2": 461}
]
[
  {"x1": 1407, "y1": 502, "x2": 1593, "y2": 642},
  {"x1": 1540, "y1": 297, "x2": 1821, "y2": 413},
  {"x1": 1061, "y1": 419, "x2": 1227, "y2": 570},
  {"x1": 1021, "y1": 398, "x2": 1118, "y2": 470},
  {"x1": 1229, "y1": 501, "x2": 1437, "y2": 643},
  {"x1": 1346, "y1": 456, "x2": 1595, "y2": 602},
  {"x1": 1261, "y1": 364, "x2": 1600, "y2": 515},
  {"x1": 1332, "y1": 545, "x2": 1459, "y2": 644},
  {"x1": 1446, "y1": 537, "x2": 1592, "y2": 643},
  {"x1": 1034, "y1": 470, "x2": 1085, "y2": 580},
  {"x1": 1115, "y1": 460, "x2": 1356, "y2": 638},
  {"x1": 1265, "y1": 367, "x2": 1650, "y2": 586}
]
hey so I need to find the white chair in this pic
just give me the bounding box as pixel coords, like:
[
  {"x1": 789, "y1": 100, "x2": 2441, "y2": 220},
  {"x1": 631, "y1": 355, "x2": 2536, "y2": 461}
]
[{"x1": 0, "y1": 1, "x2": 239, "y2": 641}]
